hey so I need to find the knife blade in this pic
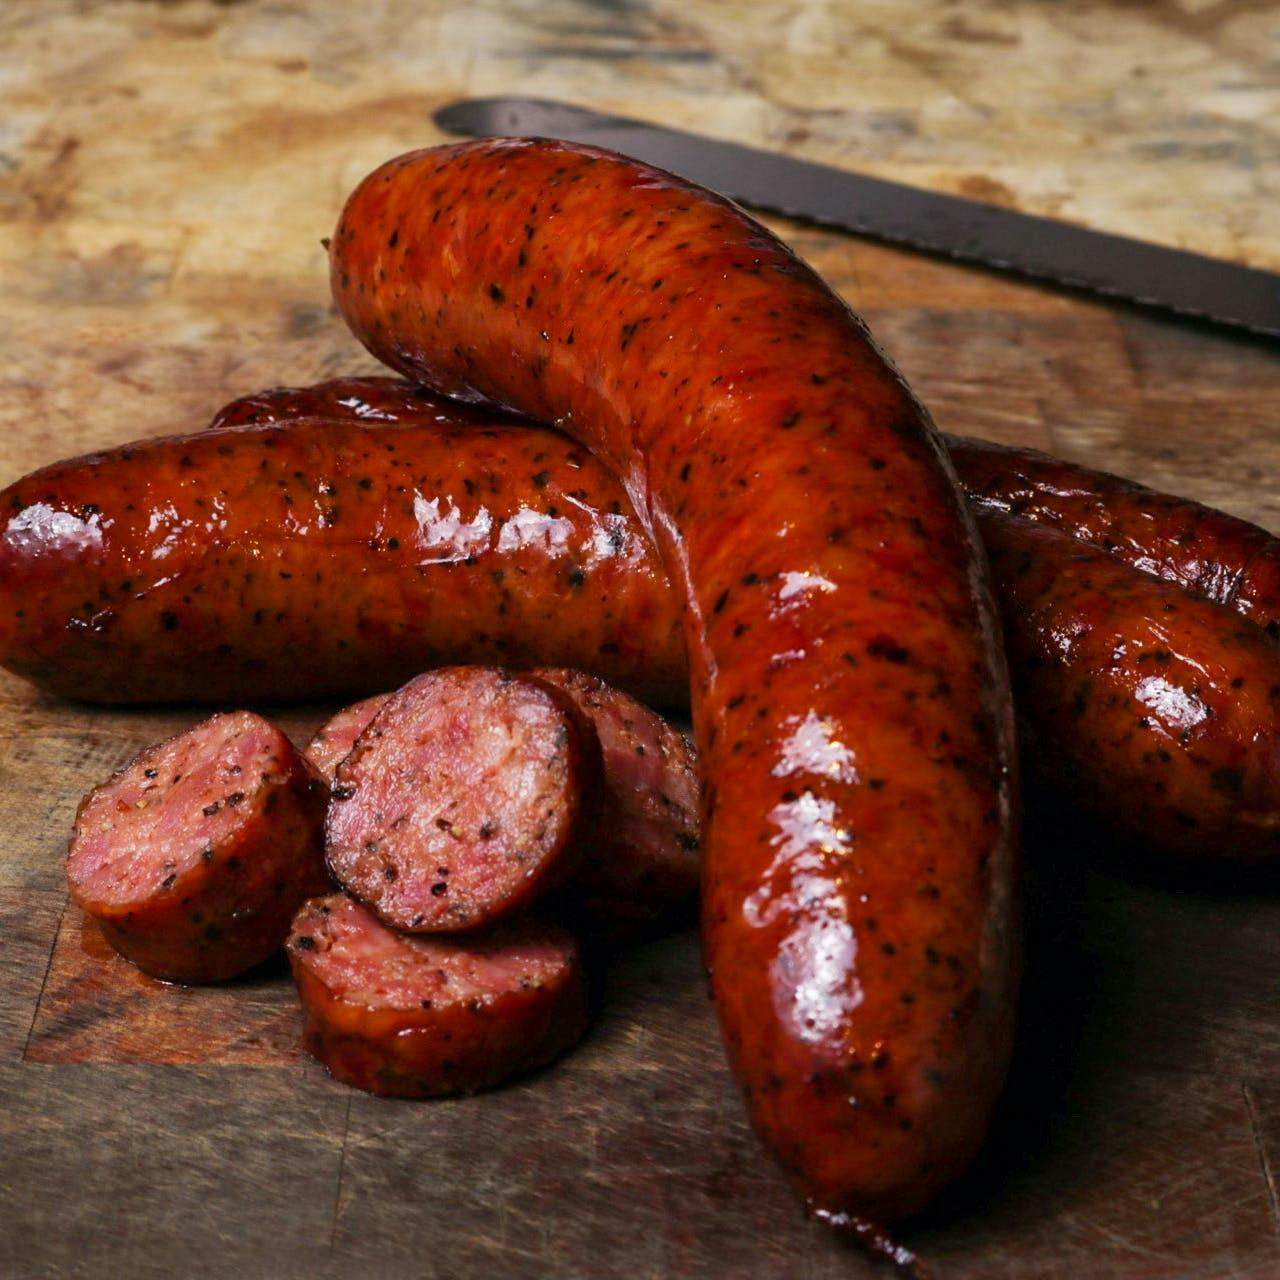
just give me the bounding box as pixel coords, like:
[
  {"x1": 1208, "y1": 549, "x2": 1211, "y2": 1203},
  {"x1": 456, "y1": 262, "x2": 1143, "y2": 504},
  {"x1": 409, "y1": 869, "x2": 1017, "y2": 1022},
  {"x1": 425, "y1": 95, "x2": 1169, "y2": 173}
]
[{"x1": 434, "y1": 96, "x2": 1280, "y2": 340}]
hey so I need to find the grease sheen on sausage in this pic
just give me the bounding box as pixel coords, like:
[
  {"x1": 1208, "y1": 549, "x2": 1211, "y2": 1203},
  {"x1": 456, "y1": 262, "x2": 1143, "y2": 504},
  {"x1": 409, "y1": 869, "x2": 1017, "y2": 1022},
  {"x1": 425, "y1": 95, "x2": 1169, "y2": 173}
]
[
  {"x1": 217, "y1": 375, "x2": 1280, "y2": 637},
  {"x1": 982, "y1": 514, "x2": 1280, "y2": 864},
  {"x1": 330, "y1": 138, "x2": 1020, "y2": 1226},
  {"x1": 0, "y1": 416, "x2": 683, "y2": 705},
  {"x1": 951, "y1": 435, "x2": 1280, "y2": 637}
]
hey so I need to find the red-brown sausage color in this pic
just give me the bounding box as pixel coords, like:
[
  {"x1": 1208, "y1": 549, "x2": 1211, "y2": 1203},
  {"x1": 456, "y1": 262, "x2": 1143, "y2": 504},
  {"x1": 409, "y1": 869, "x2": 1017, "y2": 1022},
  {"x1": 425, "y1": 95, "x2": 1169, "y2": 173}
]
[
  {"x1": 304, "y1": 693, "x2": 392, "y2": 785},
  {"x1": 330, "y1": 139, "x2": 1019, "y2": 1226},
  {"x1": 0, "y1": 418, "x2": 684, "y2": 705},
  {"x1": 950, "y1": 435, "x2": 1280, "y2": 637},
  {"x1": 67, "y1": 710, "x2": 330, "y2": 982},
  {"x1": 982, "y1": 513, "x2": 1280, "y2": 864},
  {"x1": 532, "y1": 667, "x2": 700, "y2": 944},
  {"x1": 326, "y1": 667, "x2": 598, "y2": 933},
  {"x1": 288, "y1": 893, "x2": 588, "y2": 1097},
  {"x1": 212, "y1": 374, "x2": 1280, "y2": 638}
]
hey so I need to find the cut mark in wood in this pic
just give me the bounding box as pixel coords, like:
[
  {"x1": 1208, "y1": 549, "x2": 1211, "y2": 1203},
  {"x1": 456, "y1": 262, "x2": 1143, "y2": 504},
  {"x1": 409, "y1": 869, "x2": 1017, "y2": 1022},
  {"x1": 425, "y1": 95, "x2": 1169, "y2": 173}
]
[
  {"x1": 329, "y1": 1092, "x2": 354, "y2": 1255},
  {"x1": 1243, "y1": 1082, "x2": 1280, "y2": 1236},
  {"x1": 21, "y1": 892, "x2": 69, "y2": 1062}
]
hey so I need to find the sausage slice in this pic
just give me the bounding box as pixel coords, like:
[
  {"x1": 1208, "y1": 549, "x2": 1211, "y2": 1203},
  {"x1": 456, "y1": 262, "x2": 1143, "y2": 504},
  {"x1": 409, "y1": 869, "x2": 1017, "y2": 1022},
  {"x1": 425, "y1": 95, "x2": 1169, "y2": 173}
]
[
  {"x1": 304, "y1": 693, "x2": 392, "y2": 785},
  {"x1": 326, "y1": 667, "x2": 597, "y2": 932},
  {"x1": 287, "y1": 893, "x2": 589, "y2": 1096},
  {"x1": 531, "y1": 668, "x2": 699, "y2": 943},
  {"x1": 66, "y1": 710, "x2": 330, "y2": 982}
]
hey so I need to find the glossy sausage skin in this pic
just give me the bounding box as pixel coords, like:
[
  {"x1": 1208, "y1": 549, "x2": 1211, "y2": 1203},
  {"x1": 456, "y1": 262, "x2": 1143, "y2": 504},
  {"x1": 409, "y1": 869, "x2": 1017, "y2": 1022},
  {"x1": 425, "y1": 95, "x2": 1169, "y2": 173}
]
[
  {"x1": 220, "y1": 376, "x2": 1280, "y2": 639},
  {"x1": 209, "y1": 375, "x2": 487, "y2": 430},
  {"x1": 6, "y1": 386, "x2": 1274, "y2": 870},
  {"x1": 67, "y1": 711, "x2": 330, "y2": 982},
  {"x1": 0, "y1": 417, "x2": 683, "y2": 705},
  {"x1": 288, "y1": 893, "x2": 588, "y2": 1097},
  {"x1": 951, "y1": 435, "x2": 1280, "y2": 636},
  {"x1": 983, "y1": 514, "x2": 1280, "y2": 864},
  {"x1": 331, "y1": 139, "x2": 1019, "y2": 1225}
]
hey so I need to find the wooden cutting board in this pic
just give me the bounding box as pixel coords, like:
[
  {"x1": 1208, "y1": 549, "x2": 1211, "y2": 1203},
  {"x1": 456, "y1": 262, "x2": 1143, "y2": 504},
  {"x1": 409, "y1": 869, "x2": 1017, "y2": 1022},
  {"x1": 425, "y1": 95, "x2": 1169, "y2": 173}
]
[{"x1": 2, "y1": 3, "x2": 1279, "y2": 1276}]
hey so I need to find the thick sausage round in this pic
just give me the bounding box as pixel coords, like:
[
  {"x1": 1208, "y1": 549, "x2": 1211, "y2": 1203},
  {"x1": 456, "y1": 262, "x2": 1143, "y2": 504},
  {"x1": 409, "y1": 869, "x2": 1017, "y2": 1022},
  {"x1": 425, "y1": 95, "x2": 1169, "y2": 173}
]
[
  {"x1": 288, "y1": 893, "x2": 588, "y2": 1096},
  {"x1": 0, "y1": 417, "x2": 683, "y2": 705},
  {"x1": 532, "y1": 667, "x2": 700, "y2": 944},
  {"x1": 326, "y1": 667, "x2": 598, "y2": 933},
  {"x1": 982, "y1": 513, "x2": 1280, "y2": 864},
  {"x1": 304, "y1": 693, "x2": 392, "y2": 785},
  {"x1": 330, "y1": 139, "x2": 1019, "y2": 1226},
  {"x1": 67, "y1": 710, "x2": 330, "y2": 982}
]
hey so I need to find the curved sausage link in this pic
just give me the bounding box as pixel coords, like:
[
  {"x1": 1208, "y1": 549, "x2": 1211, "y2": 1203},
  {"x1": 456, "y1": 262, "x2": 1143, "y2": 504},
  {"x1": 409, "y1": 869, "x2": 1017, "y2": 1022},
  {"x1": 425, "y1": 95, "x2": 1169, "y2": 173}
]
[{"x1": 330, "y1": 138, "x2": 1020, "y2": 1226}]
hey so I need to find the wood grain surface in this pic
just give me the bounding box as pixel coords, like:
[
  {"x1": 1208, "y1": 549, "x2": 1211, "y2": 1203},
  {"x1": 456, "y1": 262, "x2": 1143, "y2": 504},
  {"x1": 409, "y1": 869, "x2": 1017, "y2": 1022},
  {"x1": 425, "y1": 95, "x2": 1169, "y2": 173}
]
[{"x1": 1, "y1": 2, "x2": 1278, "y2": 1277}]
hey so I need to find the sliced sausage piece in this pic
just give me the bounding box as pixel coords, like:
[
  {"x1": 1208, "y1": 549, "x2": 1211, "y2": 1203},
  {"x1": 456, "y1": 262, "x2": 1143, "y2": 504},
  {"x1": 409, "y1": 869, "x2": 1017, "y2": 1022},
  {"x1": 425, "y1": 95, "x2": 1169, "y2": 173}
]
[
  {"x1": 304, "y1": 693, "x2": 392, "y2": 785},
  {"x1": 67, "y1": 710, "x2": 330, "y2": 982},
  {"x1": 288, "y1": 893, "x2": 588, "y2": 1097},
  {"x1": 531, "y1": 668, "x2": 699, "y2": 944},
  {"x1": 982, "y1": 512, "x2": 1280, "y2": 864},
  {"x1": 327, "y1": 667, "x2": 598, "y2": 933}
]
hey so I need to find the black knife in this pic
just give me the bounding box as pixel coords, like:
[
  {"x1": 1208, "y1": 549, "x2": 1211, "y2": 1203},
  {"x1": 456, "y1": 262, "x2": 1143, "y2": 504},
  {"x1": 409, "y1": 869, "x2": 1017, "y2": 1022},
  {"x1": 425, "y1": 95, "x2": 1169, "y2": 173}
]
[{"x1": 434, "y1": 97, "x2": 1280, "y2": 341}]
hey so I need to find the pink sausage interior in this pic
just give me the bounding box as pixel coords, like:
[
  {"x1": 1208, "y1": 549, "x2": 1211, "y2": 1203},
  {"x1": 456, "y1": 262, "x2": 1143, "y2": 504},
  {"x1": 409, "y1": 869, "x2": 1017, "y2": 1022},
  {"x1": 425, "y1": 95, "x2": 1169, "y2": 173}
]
[
  {"x1": 296, "y1": 894, "x2": 576, "y2": 1010},
  {"x1": 69, "y1": 711, "x2": 293, "y2": 907}
]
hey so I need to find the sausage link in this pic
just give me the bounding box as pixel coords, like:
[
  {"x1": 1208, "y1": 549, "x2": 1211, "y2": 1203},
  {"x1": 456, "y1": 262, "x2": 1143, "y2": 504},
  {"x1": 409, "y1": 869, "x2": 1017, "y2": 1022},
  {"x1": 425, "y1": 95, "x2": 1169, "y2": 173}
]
[
  {"x1": 209, "y1": 375, "x2": 488, "y2": 429},
  {"x1": 982, "y1": 513, "x2": 1280, "y2": 864},
  {"x1": 6, "y1": 390, "x2": 1275, "y2": 869},
  {"x1": 330, "y1": 139, "x2": 1019, "y2": 1226},
  {"x1": 948, "y1": 435, "x2": 1280, "y2": 636},
  {"x1": 214, "y1": 375, "x2": 1280, "y2": 638},
  {"x1": 0, "y1": 417, "x2": 684, "y2": 705}
]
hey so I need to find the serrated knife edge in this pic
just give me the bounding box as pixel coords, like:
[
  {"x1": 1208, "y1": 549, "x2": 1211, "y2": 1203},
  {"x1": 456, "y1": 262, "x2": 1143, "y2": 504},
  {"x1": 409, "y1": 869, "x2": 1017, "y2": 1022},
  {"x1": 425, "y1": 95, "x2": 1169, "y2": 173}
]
[{"x1": 434, "y1": 97, "x2": 1280, "y2": 340}]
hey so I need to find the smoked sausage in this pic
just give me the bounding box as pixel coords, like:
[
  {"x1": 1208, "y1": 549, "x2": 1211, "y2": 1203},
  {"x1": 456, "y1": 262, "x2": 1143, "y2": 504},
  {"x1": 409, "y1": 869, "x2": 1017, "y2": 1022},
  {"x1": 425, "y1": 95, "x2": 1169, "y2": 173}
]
[
  {"x1": 532, "y1": 667, "x2": 700, "y2": 944},
  {"x1": 0, "y1": 417, "x2": 683, "y2": 705},
  {"x1": 216, "y1": 375, "x2": 1280, "y2": 637},
  {"x1": 304, "y1": 693, "x2": 392, "y2": 785},
  {"x1": 288, "y1": 893, "x2": 588, "y2": 1097},
  {"x1": 951, "y1": 435, "x2": 1280, "y2": 636},
  {"x1": 982, "y1": 513, "x2": 1280, "y2": 864},
  {"x1": 6, "y1": 392, "x2": 1275, "y2": 871},
  {"x1": 330, "y1": 139, "x2": 1020, "y2": 1227},
  {"x1": 67, "y1": 710, "x2": 330, "y2": 982}
]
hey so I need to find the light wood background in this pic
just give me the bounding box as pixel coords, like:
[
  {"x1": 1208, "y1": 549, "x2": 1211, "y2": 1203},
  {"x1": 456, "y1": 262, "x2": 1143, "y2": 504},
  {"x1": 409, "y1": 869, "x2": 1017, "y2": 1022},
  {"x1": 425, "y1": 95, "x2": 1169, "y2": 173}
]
[{"x1": 1, "y1": 2, "x2": 1278, "y2": 1277}]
